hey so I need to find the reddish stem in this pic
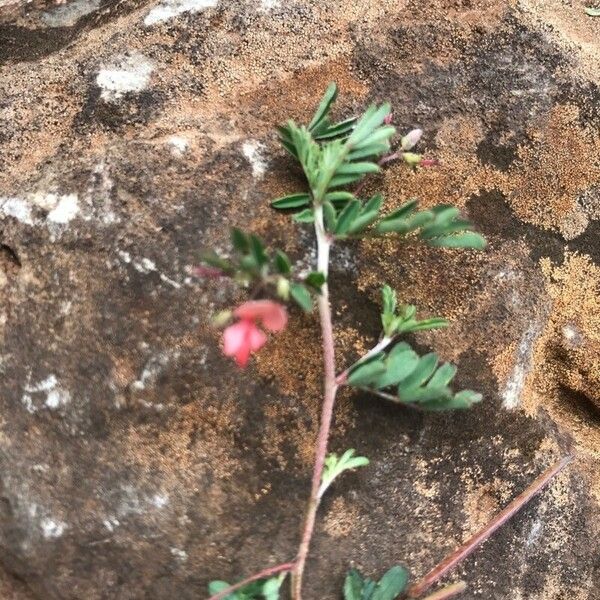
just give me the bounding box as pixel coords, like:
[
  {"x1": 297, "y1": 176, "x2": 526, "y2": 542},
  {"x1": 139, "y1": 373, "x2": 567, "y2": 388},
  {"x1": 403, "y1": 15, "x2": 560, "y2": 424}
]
[
  {"x1": 206, "y1": 562, "x2": 295, "y2": 600},
  {"x1": 291, "y1": 281, "x2": 338, "y2": 599},
  {"x1": 419, "y1": 581, "x2": 467, "y2": 600},
  {"x1": 407, "y1": 455, "x2": 573, "y2": 598}
]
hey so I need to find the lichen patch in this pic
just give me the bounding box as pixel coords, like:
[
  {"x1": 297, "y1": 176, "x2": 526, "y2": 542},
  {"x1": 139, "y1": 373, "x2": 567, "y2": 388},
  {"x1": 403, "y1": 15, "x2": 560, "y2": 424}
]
[
  {"x1": 96, "y1": 54, "x2": 154, "y2": 102},
  {"x1": 143, "y1": 0, "x2": 217, "y2": 26}
]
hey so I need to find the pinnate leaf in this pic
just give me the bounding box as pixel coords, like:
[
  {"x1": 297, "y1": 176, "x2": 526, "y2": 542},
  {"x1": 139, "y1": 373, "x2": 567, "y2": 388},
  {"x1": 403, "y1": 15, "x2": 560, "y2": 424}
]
[
  {"x1": 308, "y1": 82, "x2": 338, "y2": 131},
  {"x1": 347, "y1": 355, "x2": 387, "y2": 386},
  {"x1": 271, "y1": 193, "x2": 311, "y2": 210}
]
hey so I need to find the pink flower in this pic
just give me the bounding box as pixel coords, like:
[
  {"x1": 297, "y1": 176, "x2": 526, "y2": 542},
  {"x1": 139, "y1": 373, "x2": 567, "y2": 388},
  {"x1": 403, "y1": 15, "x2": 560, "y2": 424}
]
[
  {"x1": 223, "y1": 300, "x2": 288, "y2": 367},
  {"x1": 383, "y1": 113, "x2": 394, "y2": 125}
]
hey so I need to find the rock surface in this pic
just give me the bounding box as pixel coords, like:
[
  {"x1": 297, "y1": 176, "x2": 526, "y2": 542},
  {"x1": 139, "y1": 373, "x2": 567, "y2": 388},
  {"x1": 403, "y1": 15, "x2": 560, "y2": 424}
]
[{"x1": 0, "y1": 0, "x2": 599, "y2": 598}]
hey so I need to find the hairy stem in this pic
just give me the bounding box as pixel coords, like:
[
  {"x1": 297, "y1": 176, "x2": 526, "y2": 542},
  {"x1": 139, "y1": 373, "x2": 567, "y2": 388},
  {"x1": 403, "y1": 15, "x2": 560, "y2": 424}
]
[
  {"x1": 206, "y1": 562, "x2": 295, "y2": 600},
  {"x1": 291, "y1": 205, "x2": 338, "y2": 600},
  {"x1": 407, "y1": 455, "x2": 573, "y2": 598}
]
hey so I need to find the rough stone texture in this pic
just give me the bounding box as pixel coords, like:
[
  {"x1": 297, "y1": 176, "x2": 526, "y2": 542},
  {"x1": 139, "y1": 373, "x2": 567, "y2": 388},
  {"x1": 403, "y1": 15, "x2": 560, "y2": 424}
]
[{"x1": 0, "y1": 0, "x2": 599, "y2": 599}]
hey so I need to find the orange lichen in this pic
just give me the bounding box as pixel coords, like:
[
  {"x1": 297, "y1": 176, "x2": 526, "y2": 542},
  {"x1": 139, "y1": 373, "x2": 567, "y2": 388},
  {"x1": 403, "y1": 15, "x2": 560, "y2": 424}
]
[
  {"x1": 495, "y1": 105, "x2": 600, "y2": 239},
  {"x1": 522, "y1": 252, "x2": 600, "y2": 502}
]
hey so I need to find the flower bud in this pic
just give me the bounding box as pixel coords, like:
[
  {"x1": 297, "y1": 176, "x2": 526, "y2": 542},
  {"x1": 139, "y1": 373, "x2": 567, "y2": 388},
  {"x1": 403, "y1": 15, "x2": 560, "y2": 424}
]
[
  {"x1": 402, "y1": 152, "x2": 422, "y2": 167},
  {"x1": 401, "y1": 128, "x2": 423, "y2": 151},
  {"x1": 277, "y1": 277, "x2": 290, "y2": 301},
  {"x1": 212, "y1": 310, "x2": 232, "y2": 328}
]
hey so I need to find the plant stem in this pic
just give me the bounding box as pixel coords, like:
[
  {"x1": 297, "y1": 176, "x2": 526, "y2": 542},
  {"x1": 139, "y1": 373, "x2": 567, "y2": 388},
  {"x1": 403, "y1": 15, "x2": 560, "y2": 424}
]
[
  {"x1": 206, "y1": 562, "x2": 295, "y2": 600},
  {"x1": 407, "y1": 455, "x2": 573, "y2": 598},
  {"x1": 291, "y1": 205, "x2": 338, "y2": 600},
  {"x1": 420, "y1": 581, "x2": 467, "y2": 600},
  {"x1": 336, "y1": 335, "x2": 393, "y2": 384}
]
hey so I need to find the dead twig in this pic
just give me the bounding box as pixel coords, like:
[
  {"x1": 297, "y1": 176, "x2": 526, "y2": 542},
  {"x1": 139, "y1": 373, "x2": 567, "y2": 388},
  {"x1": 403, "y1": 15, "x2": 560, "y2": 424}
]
[{"x1": 408, "y1": 455, "x2": 573, "y2": 598}]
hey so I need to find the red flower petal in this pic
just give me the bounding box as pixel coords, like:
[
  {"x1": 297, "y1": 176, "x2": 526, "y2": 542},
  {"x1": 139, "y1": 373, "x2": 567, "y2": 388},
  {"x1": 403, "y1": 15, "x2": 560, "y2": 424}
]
[{"x1": 234, "y1": 300, "x2": 288, "y2": 332}]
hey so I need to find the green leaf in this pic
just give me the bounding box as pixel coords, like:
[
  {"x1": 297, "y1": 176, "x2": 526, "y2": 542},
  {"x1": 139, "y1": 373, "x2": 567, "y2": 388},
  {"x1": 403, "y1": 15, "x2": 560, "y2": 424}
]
[
  {"x1": 348, "y1": 356, "x2": 386, "y2": 386},
  {"x1": 426, "y1": 362, "x2": 457, "y2": 388},
  {"x1": 397, "y1": 353, "x2": 439, "y2": 393},
  {"x1": 308, "y1": 82, "x2": 338, "y2": 131},
  {"x1": 585, "y1": 6, "x2": 600, "y2": 15},
  {"x1": 335, "y1": 161, "x2": 380, "y2": 176},
  {"x1": 208, "y1": 580, "x2": 230, "y2": 594},
  {"x1": 262, "y1": 577, "x2": 281, "y2": 600},
  {"x1": 323, "y1": 201, "x2": 338, "y2": 231},
  {"x1": 274, "y1": 250, "x2": 291, "y2": 274},
  {"x1": 420, "y1": 219, "x2": 474, "y2": 239},
  {"x1": 292, "y1": 208, "x2": 315, "y2": 223},
  {"x1": 271, "y1": 193, "x2": 311, "y2": 210},
  {"x1": 315, "y1": 117, "x2": 357, "y2": 140},
  {"x1": 376, "y1": 210, "x2": 433, "y2": 234},
  {"x1": 372, "y1": 566, "x2": 410, "y2": 600},
  {"x1": 310, "y1": 116, "x2": 331, "y2": 138},
  {"x1": 207, "y1": 581, "x2": 238, "y2": 599},
  {"x1": 200, "y1": 251, "x2": 232, "y2": 273},
  {"x1": 325, "y1": 191, "x2": 355, "y2": 206},
  {"x1": 382, "y1": 284, "x2": 397, "y2": 316},
  {"x1": 348, "y1": 143, "x2": 391, "y2": 161},
  {"x1": 399, "y1": 385, "x2": 452, "y2": 404},
  {"x1": 397, "y1": 317, "x2": 449, "y2": 334},
  {"x1": 355, "y1": 125, "x2": 396, "y2": 149},
  {"x1": 373, "y1": 346, "x2": 420, "y2": 389},
  {"x1": 344, "y1": 569, "x2": 365, "y2": 600},
  {"x1": 347, "y1": 193, "x2": 384, "y2": 234},
  {"x1": 347, "y1": 210, "x2": 379, "y2": 234},
  {"x1": 430, "y1": 205, "x2": 460, "y2": 223},
  {"x1": 320, "y1": 449, "x2": 370, "y2": 497},
  {"x1": 240, "y1": 255, "x2": 258, "y2": 272},
  {"x1": 402, "y1": 305, "x2": 417, "y2": 320},
  {"x1": 290, "y1": 283, "x2": 313, "y2": 312},
  {"x1": 329, "y1": 173, "x2": 365, "y2": 188},
  {"x1": 304, "y1": 271, "x2": 326, "y2": 290},
  {"x1": 278, "y1": 125, "x2": 299, "y2": 159},
  {"x1": 427, "y1": 231, "x2": 487, "y2": 250},
  {"x1": 451, "y1": 389, "x2": 483, "y2": 408},
  {"x1": 286, "y1": 121, "x2": 321, "y2": 187},
  {"x1": 249, "y1": 234, "x2": 268, "y2": 267},
  {"x1": 335, "y1": 199, "x2": 361, "y2": 235},
  {"x1": 277, "y1": 124, "x2": 292, "y2": 143},
  {"x1": 379, "y1": 199, "x2": 418, "y2": 222},
  {"x1": 421, "y1": 389, "x2": 482, "y2": 411},
  {"x1": 454, "y1": 389, "x2": 482, "y2": 404},
  {"x1": 363, "y1": 193, "x2": 384, "y2": 213},
  {"x1": 231, "y1": 228, "x2": 250, "y2": 253},
  {"x1": 361, "y1": 579, "x2": 377, "y2": 600},
  {"x1": 349, "y1": 103, "x2": 392, "y2": 146}
]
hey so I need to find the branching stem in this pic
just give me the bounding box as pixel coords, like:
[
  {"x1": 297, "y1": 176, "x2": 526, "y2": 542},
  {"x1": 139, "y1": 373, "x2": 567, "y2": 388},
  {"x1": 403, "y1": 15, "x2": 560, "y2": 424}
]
[{"x1": 336, "y1": 335, "x2": 394, "y2": 384}]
